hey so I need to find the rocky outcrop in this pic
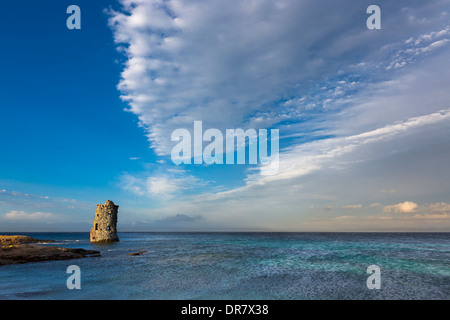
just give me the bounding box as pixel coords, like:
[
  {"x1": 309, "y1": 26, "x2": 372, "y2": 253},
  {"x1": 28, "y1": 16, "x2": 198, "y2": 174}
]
[
  {"x1": 90, "y1": 200, "x2": 119, "y2": 243},
  {"x1": 0, "y1": 235, "x2": 100, "y2": 266},
  {"x1": 0, "y1": 235, "x2": 54, "y2": 245}
]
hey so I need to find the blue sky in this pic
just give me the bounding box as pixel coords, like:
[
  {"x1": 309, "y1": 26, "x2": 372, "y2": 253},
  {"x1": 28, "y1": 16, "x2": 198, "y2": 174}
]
[{"x1": 1, "y1": 0, "x2": 450, "y2": 232}]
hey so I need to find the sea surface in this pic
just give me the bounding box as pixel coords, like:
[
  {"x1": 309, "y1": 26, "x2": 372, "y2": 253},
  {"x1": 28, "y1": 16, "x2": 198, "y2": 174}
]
[{"x1": 0, "y1": 232, "x2": 449, "y2": 300}]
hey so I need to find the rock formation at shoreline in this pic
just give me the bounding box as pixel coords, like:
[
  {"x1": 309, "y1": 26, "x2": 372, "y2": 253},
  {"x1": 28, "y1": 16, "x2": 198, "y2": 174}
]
[
  {"x1": 0, "y1": 235, "x2": 100, "y2": 266},
  {"x1": 0, "y1": 235, "x2": 54, "y2": 245}
]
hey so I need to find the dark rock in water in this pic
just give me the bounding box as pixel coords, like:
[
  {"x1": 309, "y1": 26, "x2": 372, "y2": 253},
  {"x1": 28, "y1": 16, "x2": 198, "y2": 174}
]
[{"x1": 128, "y1": 251, "x2": 147, "y2": 256}]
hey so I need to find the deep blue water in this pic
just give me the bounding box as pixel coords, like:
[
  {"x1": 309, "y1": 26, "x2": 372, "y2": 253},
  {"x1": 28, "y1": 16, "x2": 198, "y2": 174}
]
[{"x1": 0, "y1": 232, "x2": 449, "y2": 299}]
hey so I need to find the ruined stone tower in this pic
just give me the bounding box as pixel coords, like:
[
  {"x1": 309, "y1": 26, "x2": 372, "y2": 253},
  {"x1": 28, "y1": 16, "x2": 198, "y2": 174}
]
[{"x1": 90, "y1": 200, "x2": 119, "y2": 243}]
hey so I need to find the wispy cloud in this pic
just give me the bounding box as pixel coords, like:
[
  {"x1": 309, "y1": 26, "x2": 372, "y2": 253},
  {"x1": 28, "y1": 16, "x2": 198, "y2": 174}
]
[
  {"x1": 108, "y1": 0, "x2": 450, "y2": 157},
  {"x1": 154, "y1": 214, "x2": 204, "y2": 224},
  {"x1": 342, "y1": 204, "x2": 362, "y2": 210},
  {"x1": 387, "y1": 25, "x2": 450, "y2": 70},
  {"x1": 0, "y1": 188, "x2": 94, "y2": 211},
  {"x1": 4, "y1": 210, "x2": 54, "y2": 221},
  {"x1": 241, "y1": 109, "x2": 450, "y2": 190},
  {"x1": 121, "y1": 167, "x2": 210, "y2": 199}
]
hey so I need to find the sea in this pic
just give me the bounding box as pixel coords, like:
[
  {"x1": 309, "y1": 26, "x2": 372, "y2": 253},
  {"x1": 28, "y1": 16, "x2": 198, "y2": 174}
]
[{"x1": 0, "y1": 232, "x2": 449, "y2": 300}]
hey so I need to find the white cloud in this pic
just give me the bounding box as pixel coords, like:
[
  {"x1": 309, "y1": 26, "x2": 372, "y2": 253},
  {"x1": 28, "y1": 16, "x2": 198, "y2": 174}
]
[
  {"x1": 387, "y1": 25, "x2": 450, "y2": 70},
  {"x1": 334, "y1": 215, "x2": 355, "y2": 220},
  {"x1": 4, "y1": 211, "x2": 54, "y2": 221},
  {"x1": 426, "y1": 202, "x2": 450, "y2": 214},
  {"x1": 383, "y1": 201, "x2": 419, "y2": 214},
  {"x1": 243, "y1": 109, "x2": 450, "y2": 188},
  {"x1": 109, "y1": 0, "x2": 450, "y2": 156},
  {"x1": 146, "y1": 176, "x2": 183, "y2": 195},
  {"x1": 379, "y1": 202, "x2": 450, "y2": 221},
  {"x1": 122, "y1": 168, "x2": 209, "y2": 199},
  {"x1": 342, "y1": 204, "x2": 362, "y2": 210},
  {"x1": 382, "y1": 201, "x2": 450, "y2": 216}
]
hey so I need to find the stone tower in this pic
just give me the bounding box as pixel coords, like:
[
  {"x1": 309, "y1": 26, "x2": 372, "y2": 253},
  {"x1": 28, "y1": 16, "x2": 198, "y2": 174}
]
[{"x1": 90, "y1": 200, "x2": 119, "y2": 243}]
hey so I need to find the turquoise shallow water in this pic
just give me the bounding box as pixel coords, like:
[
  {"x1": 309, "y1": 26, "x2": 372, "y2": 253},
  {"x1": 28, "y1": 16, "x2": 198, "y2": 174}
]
[{"x1": 0, "y1": 232, "x2": 449, "y2": 299}]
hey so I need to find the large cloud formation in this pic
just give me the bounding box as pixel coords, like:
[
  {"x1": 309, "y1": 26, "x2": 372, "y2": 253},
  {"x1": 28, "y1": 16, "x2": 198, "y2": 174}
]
[
  {"x1": 108, "y1": 0, "x2": 450, "y2": 155},
  {"x1": 107, "y1": 0, "x2": 450, "y2": 231}
]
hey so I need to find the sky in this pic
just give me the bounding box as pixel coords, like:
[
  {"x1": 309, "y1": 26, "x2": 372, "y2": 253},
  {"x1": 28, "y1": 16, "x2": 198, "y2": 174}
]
[{"x1": 1, "y1": 0, "x2": 450, "y2": 232}]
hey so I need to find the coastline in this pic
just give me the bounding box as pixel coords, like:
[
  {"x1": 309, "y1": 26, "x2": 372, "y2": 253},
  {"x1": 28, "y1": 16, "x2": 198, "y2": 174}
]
[{"x1": 0, "y1": 235, "x2": 100, "y2": 266}]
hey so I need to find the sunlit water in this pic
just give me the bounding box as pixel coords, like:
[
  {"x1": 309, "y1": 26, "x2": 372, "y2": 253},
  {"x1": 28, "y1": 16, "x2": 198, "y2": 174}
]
[{"x1": 0, "y1": 232, "x2": 449, "y2": 299}]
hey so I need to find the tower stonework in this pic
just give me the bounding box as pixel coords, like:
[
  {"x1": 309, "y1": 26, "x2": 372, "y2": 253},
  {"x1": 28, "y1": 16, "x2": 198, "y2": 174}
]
[{"x1": 90, "y1": 200, "x2": 119, "y2": 243}]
